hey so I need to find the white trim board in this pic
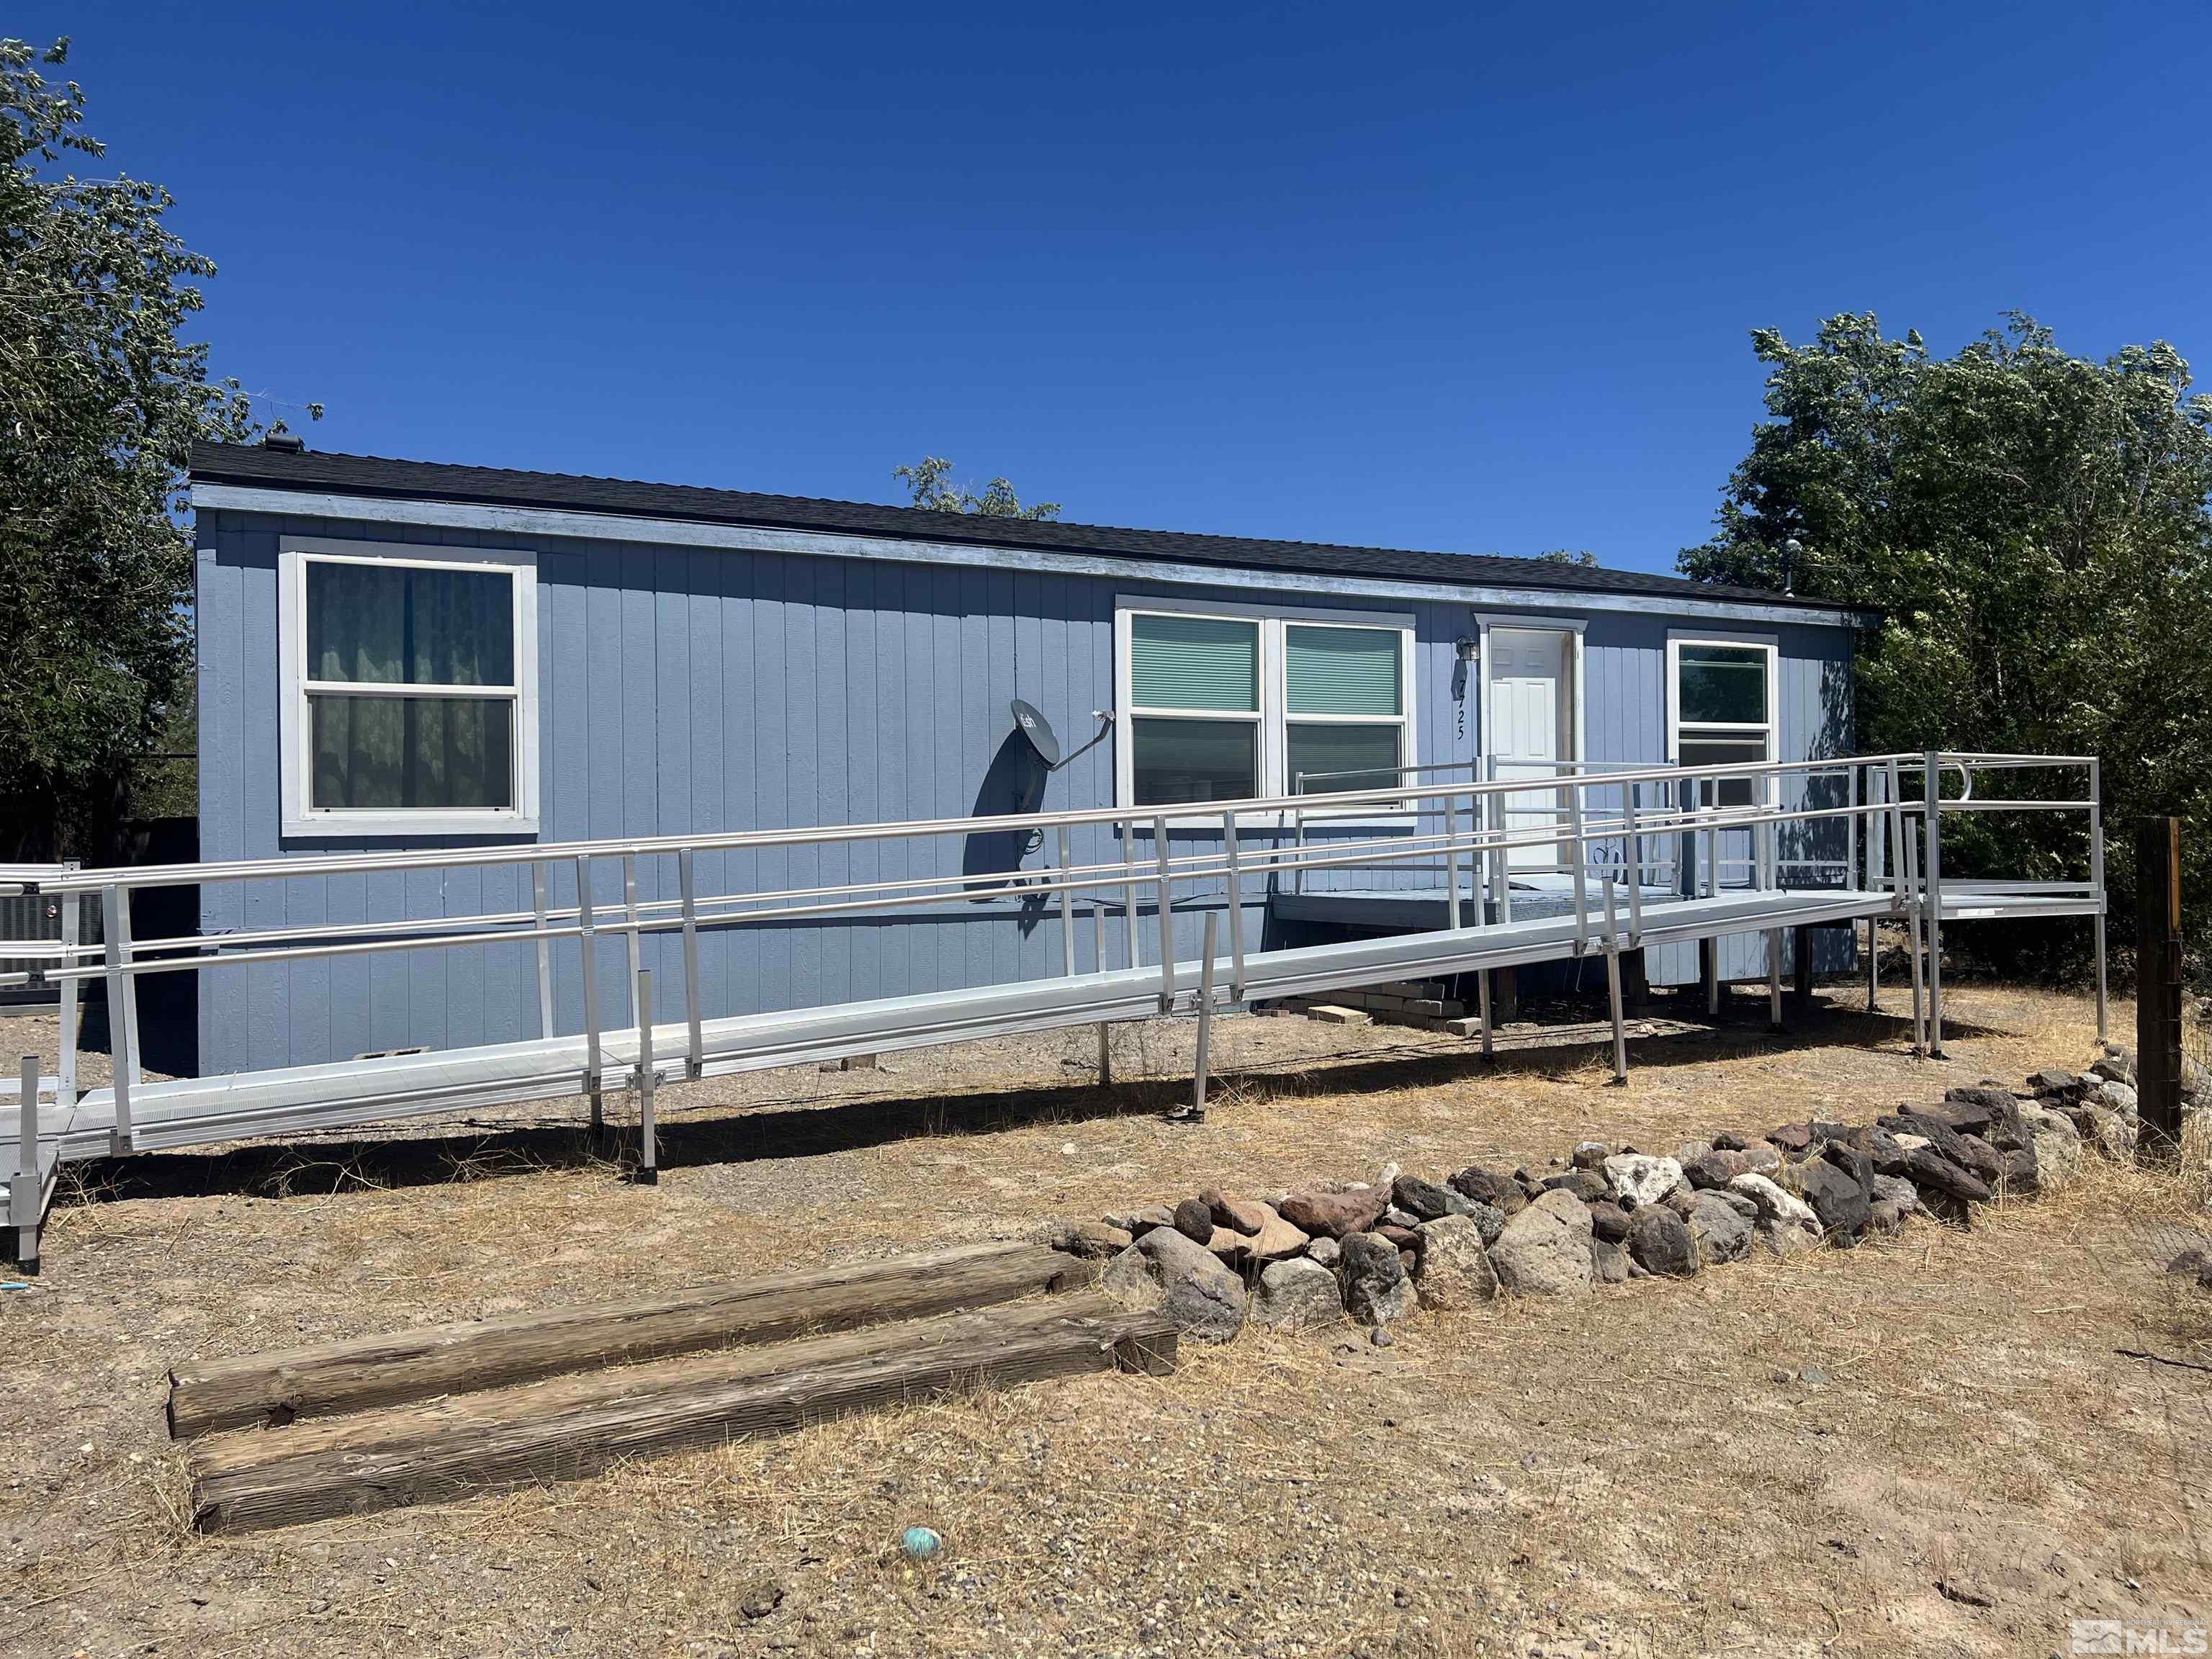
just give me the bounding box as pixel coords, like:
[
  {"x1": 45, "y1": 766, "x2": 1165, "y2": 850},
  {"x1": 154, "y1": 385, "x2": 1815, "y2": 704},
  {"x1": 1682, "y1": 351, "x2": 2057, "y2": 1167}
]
[{"x1": 195, "y1": 482, "x2": 1876, "y2": 631}]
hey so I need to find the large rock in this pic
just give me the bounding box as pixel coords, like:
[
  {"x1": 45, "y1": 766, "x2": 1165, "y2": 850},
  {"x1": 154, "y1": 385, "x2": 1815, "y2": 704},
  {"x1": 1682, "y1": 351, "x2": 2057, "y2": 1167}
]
[
  {"x1": 1869, "y1": 1172, "x2": 1919, "y2": 1216},
  {"x1": 1542, "y1": 1169, "x2": 1612, "y2": 1205},
  {"x1": 1779, "y1": 1157, "x2": 1871, "y2": 1238},
  {"x1": 1683, "y1": 1149, "x2": 1754, "y2": 1190},
  {"x1": 1758, "y1": 1215, "x2": 1820, "y2": 1257},
  {"x1": 2090, "y1": 1079, "x2": 2139, "y2": 1119},
  {"x1": 1391, "y1": 1174, "x2": 1460, "y2": 1223},
  {"x1": 1447, "y1": 1166, "x2": 1527, "y2": 1216},
  {"x1": 1413, "y1": 1215, "x2": 1498, "y2": 1310},
  {"x1": 1591, "y1": 1237, "x2": 1631, "y2": 1284},
  {"x1": 1730, "y1": 1171, "x2": 1820, "y2": 1231},
  {"x1": 1488, "y1": 1189, "x2": 1595, "y2": 1298},
  {"x1": 1462, "y1": 1200, "x2": 1509, "y2": 1248},
  {"x1": 1172, "y1": 1197, "x2": 1215, "y2": 1243},
  {"x1": 1053, "y1": 1219, "x2": 1135, "y2": 1261},
  {"x1": 1339, "y1": 1231, "x2": 1418, "y2": 1327},
  {"x1": 2019, "y1": 1103, "x2": 2083, "y2": 1191},
  {"x1": 1687, "y1": 1191, "x2": 1752, "y2": 1265},
  {"x1": 1205, "y1": 1205, "x2": 1310, "y2": 1268},
  {"x1": 2079, "y1": 1105, "x2": 2137, "y2": 1161},
  {"x1": 1202, "y1": 1188, "x2": 1269, "y2": 1236},
  {"x1": 1899, "y1": 1146, "x2": 1992, "y2": 1206},
  {"x1": 1603, "y1": 1154, "x2": 1684, "y2": 1208},
  {"x1": 1100, "y1": 1228, "x2": 1247, "y2": 1343},
  {"x1": 1626, "y1": 1205, "x2": 1699, "y2": 1277},
  {"x1": 1278, "y1": 1180, "x2": 1391, "y2": 1240},
  {"x1": 1586, "y1": 1200, "x2": 1632, "y2": 1242},
  {"x1": 1251, "y1": 1256, "x2": 1344, "y2": 1331},
  {"x1": 2090, "y1": 1051, "x2": 2136, "y2": 1087}
]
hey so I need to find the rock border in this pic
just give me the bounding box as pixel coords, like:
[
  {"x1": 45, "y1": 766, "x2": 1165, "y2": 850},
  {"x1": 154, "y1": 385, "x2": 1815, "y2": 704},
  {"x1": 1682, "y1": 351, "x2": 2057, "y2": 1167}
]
[{"x1": 1053, "y1": 1043, "x2": 2158, "y2": 1344}]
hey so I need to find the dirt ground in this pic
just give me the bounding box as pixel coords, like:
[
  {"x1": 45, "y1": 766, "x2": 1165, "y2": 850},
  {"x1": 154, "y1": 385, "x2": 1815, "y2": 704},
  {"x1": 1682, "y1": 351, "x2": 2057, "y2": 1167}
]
[{"x1": 3, "y1": 979, "x2": 2209, "y2": 1658}]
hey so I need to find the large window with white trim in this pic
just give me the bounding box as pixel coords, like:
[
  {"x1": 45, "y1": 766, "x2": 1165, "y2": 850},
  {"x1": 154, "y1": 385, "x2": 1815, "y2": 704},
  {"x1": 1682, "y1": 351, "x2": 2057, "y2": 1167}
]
[
  {"x1": 1117, "y1": 601, "x2": 1413, "y2": 808},
  {"x1": 279, "y1": 540, "x2": 540, "y2": 837},
  {"x1": 1669, "y1": 636, "x2": 1776, "y2": 809}
]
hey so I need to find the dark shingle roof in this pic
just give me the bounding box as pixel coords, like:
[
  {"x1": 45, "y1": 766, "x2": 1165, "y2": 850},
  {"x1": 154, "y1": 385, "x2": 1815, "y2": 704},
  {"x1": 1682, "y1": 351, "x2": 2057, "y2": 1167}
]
[{"x1": 189, "y1": 442, "x2": 1862, "y2": 616}]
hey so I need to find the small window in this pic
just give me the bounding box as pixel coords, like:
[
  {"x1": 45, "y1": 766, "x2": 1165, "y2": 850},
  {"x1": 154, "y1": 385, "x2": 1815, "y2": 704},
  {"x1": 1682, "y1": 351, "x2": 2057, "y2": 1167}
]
[
  {"x1": 1128, "y1": 613, "x2": 1260, "y2": 804},
  {"x1": 282, "y1": 541, "x2": 539, "y2": 837},
  {"x1": 1671, "y1": 639, "x2": 1776, "y2": 809}
]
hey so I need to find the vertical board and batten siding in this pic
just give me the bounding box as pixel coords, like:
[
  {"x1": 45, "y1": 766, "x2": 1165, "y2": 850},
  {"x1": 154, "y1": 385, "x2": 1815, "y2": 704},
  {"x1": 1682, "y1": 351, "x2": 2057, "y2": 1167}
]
[{"x1": 195, "y1": 508, "x2": 1855, "y2": 1076}]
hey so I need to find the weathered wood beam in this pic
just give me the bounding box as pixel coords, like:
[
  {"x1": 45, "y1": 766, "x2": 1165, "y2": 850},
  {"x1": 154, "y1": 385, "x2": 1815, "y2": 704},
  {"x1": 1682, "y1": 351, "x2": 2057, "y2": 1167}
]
[
  {"x1": 169, "y1": 1241, "x2": 1094, "y2": 1438},
  {"x1": 189, "y1": 1293, "x2": 1175, "y2": 1533}
]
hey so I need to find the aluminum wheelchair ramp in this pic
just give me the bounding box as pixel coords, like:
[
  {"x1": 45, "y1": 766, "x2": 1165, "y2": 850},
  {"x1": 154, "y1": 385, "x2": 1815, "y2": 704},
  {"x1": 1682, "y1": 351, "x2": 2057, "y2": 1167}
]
[{"x1": 6, "y1": 750, "x2": 2109, "y2": 1270}]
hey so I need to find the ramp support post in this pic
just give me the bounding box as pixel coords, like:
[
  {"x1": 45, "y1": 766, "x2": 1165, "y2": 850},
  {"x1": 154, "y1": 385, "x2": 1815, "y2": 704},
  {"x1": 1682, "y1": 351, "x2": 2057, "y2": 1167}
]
[
  {"x1": 1187, "y1": 912, "x2": 1218, "y2": 1123},
  {"x1": 634, "y1": 967, "x2": 657, "y2": 1184},
  {"x1": 14, "y1": 1053, "x2": 39, "y2": 1275},
  {"x1": 102, "y1": 882, "x2": 136, "y2": 1156},
  {"x1": 1766, "y1": 929, "x2": 1784, "y2": 1030},
  {"x1": 1603, "y1": 877, "x2": 1628, "y2": 1084},
  {"x1": 1923, "y1": 750, "x2": 1946, "y2": 1058}
]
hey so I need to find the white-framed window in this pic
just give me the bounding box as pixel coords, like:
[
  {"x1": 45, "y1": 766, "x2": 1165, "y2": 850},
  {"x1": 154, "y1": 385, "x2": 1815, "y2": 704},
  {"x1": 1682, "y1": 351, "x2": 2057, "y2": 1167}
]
[
  {"x1": 1666, "y1": 633, "x2": 1777, "y2": 809},
  {"x1": 1113, "y1": 596, "x2": 1415, "y2": 811},
  {"x1": 277, "y1": 537, "x2": 541, "y2": 837}
]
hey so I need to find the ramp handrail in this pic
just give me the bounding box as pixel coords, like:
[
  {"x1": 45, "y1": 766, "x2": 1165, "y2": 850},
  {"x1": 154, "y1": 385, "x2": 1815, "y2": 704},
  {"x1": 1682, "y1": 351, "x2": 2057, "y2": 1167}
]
[{"x1": 7, "y1": 750, "x2": 2105, "y2": 1168}]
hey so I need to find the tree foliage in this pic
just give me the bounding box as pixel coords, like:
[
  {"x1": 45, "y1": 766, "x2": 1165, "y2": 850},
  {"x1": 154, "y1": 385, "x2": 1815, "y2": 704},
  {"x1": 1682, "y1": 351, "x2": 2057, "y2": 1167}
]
[
  {"x1": 1538, "y1": 549, "x2": 1598, "y2": 567},
  {"x1": 1680, "y1": 312, "x2": 2212, "y2": 971},
  {"x1": 0, "y1": 37, "x2": 304, "y2": 859},
  {"x1": 894, "y1": 455, "x2": 1059, "y2": 521}
]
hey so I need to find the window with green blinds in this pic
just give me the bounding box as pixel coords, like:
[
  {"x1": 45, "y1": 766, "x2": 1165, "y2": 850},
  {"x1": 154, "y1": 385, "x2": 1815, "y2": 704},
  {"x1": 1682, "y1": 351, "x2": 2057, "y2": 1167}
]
[
  {"x1": 1130, "y1": 613, "x2": 1258, "y2": 711},
  {"x1": 1286, "y1": 624, "x2": 1400, "y2": 715}
]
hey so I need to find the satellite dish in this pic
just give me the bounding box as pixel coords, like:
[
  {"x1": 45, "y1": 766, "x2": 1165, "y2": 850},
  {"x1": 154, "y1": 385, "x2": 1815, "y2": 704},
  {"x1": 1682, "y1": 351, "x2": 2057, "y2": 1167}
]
[{"x1": 1010, "y1": 699, "x2": 1062, "y2": 768}]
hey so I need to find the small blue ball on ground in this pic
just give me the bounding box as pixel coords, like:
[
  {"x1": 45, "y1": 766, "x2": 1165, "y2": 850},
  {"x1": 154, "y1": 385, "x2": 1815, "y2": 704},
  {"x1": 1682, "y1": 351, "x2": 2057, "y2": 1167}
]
[{"x1": 901, "y1": 1526, "x2": 943, "y2": 1560}]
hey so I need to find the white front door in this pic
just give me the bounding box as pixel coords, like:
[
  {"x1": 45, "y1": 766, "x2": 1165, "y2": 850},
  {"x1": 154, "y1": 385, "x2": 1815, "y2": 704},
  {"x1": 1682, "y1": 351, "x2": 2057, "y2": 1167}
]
[{"x1": 1488, "y1": 628, "x2": 1573, "y2": 871}]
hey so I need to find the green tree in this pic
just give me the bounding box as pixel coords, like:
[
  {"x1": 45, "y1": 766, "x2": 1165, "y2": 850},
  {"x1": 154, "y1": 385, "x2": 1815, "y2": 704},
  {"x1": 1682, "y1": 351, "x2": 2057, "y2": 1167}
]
[
  {"x1": 894, "y1": 455, "x2": 1060, "y2": 521},
  {"x1": 1, "y1": 37, "x2": 310, "y2": 860},
  {"x1": 1538, "y1": 549, "x2": 1599, "y2": 567},
  {"x1": 1680, "y1": 311, "x2": 2212, "y2": 971}
]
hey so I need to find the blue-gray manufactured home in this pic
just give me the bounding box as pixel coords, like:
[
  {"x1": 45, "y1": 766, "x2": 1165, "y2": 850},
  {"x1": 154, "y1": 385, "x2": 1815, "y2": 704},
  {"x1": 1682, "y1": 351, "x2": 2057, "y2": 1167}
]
[{"x1": 187, "y1": 440, "x2": 1873, "y2": 1078}]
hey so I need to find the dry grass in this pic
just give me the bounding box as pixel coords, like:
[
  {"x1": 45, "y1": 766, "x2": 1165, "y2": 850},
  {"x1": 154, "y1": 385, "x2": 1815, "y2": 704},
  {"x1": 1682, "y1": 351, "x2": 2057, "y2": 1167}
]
[{"x1": 1, "y1": 981, "x2": 2207, "y2": 1658}]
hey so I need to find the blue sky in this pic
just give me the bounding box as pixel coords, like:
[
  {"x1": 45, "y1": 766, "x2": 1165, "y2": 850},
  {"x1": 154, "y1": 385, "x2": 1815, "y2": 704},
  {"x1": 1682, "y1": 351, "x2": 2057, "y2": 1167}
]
[{"x1": 22, "y1": 3, "x2": 2212, "y2": 573}]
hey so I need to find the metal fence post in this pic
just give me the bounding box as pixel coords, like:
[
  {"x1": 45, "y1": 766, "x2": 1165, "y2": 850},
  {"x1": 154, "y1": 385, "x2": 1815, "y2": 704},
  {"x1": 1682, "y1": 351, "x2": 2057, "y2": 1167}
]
[
  {"x1": 678, "y1": 848, "x2": 703, "y2": 1079},
  {"x1": 1923, "y1": 750, "x2": 1945, "y2": 1058},
  {"x1": 102, "y1": 882, "x2": 136, "y2": 1155},
  {"x1": 2136, "y1": 816, "x2": 2185, "y2": 1157},
  {"x1": 634, "y1": 966, "x2": 657, "y2": 1184},
  {"x1": 1292, "y1": 774, "x2": 1307, "y2": 896}
]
